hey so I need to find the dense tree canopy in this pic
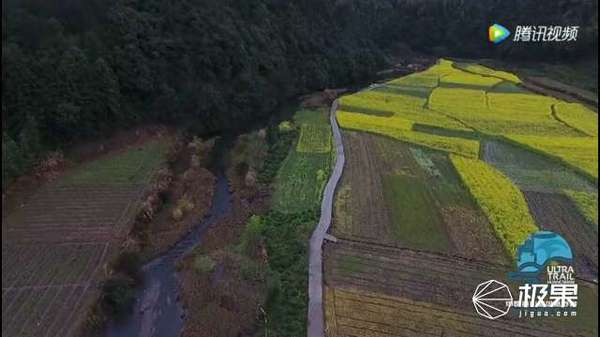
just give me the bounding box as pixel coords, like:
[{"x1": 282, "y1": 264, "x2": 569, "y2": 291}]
[{"x1": 2, "y1": 0, "x2": 597, "y2": 187}]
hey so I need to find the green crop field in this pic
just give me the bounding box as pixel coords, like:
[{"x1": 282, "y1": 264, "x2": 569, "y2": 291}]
[
  {"x1": 59, "y1": 140, "x2": 169, "y2": 186},
  {"x1": 383, "y1": 173, "x2": 449, "y2": 252},
  {"x1": 450, "y1": 155, "x2": 538, "y2": 257},
  {"x1": 554, "y1": 102, "x2": 599, "y2": 137},
  {"x1": 272, "y1": 109, "x2": 332, "y2": 213},
  {"x1": 505, "y1": 135, "x2": 598, "y2": 180},
  {"x1": 295, "y1": 109, "x2": 332, "y2": 154},
  {"x1": 483, "y1": 140, "x2": 595, "y2": 193},
  {"x1": 565, "y1": 190, "x2": 599, "y2": 229}
]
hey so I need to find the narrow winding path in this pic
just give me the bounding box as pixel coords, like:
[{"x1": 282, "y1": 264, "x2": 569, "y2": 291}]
[{"x1": 308, "y1": 99, "x2": 345, "y2": 337}]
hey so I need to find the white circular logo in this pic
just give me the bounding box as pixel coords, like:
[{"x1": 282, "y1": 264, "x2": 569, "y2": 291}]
[{"x1": 472, "y1": 280, "x2": 513, "y2": 320}]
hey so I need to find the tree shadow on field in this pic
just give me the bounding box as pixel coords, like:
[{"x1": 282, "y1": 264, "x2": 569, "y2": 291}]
[
  {"x1": 372, "y1": 84, "x2": 432, "y2": 99},
  {"x1": 338, "y1": 104, "x2": 394, "y2": 117},
  {"x1": 412, "y1": 124, "x2": 481, "y2": 140}
]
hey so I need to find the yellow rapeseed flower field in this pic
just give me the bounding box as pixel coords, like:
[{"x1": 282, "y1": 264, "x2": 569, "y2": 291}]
[{"x1": 450, "y1": 155, "x2": 538, "y2": 257}]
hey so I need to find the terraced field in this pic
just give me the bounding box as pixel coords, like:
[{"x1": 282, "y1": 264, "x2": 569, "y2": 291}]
[
  {"x1": 326, "y1": 60, "x2": 598, "y2": 336},
  {"x1": 2, "y1": 137, "x2": 169, "y2": 337}
]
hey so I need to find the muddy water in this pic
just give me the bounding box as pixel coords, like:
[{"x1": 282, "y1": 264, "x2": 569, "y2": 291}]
[{"x1": 105, "y1": 157, "x2": 232, "y2": 337}]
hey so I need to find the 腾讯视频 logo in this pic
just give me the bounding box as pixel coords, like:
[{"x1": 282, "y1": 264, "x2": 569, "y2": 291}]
[{"x1": 488, "y1": 24, "x2": 511, "y2": 44}]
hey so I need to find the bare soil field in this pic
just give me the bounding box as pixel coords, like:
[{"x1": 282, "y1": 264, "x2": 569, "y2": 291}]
[
  {"x1": 324, "y1": 239, "x2": 507, "y2": 310},
  {"x1": 332, "y1": 132, "x2": 393, "y2": 245},
  {"x1": 2, "y1": 134, "x2": 170, "y2": 337},
  {"x1": 524, "y1": 191, "x2": 598, "y2": 280},
  {"x1": 523, "y1": 76, "x2": 598, "y2": 108}
]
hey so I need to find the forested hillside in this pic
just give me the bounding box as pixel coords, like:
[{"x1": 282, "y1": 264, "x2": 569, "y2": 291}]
[{"x1": 2, "y1": 0, "x2": 597, "y2": 187}]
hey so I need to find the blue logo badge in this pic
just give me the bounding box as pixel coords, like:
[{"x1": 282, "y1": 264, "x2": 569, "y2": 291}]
[{"x1": 509, "y1": 231, "x2": 573, "y2": 282}]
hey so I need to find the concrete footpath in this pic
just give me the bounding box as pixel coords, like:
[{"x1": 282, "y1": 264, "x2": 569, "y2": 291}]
[{"x1": 307, "y1": 99, "x2": 345, "y2": 337}]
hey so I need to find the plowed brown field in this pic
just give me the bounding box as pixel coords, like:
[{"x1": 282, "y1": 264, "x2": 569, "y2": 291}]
[
  {"x1": 525, "y1": 191, "x2": 598, "y2": 280},
  {"x1": 2, "y1": 137, "x2": 169, "y2": 337}
]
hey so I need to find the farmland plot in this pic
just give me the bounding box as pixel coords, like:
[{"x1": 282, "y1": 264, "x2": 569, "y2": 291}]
[
  {"x1": 272, "y1": 108, "x2": 332, "y2": 213},
  {"x1": 564, "y1": 190, "x2": 598, "y2": 229},
  {"x1": 332, "y1": 131, "x2": 508, "y2": 262},
  {"x1": 329, "y1": 59, "x2": 598, "y2": 337},
  {"x1": 337, "y1": 110, "x2": 480, "y2": 157},
  {"x1": 524, "y1": 192, "x2": 598, "y2": 280},
  {"x1": 451, "y1": 155, "x2": 538, "y2": 257},
  {"x1": 453, "y1": 62, "x2": 522, "y2": 83},
  {"x1": 332, "y1": 131, "x2": 450, "y2": 250},
  {"x1": 332, "y1": 132, "x2": 393, "y2": 245},
  {"x1": 3, "y1": 185, "x2": 141, "y2": 243},
  {"x1": 2, "y1": 137, "x2": 169, "y2": 337},
  {"x1": 338, "y1": 59, "x2": 597, "y2": 179},
  {"x1": 506, "y1": 134, "x2": 598, "y2": 180},
  {"x1": 483, "y1": 140, "x2": 596, "y2": 193},
  {"x1": 324, "y1": 286, "x2": 595, "y2": 337},
  {"x1": 324, "y1": 240, "x2": 507, "y2": 309}
]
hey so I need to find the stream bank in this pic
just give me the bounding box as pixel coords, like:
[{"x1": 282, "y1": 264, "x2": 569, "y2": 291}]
[{"x1": 104, "y1": 138, "x2": 232, "y2": 337}]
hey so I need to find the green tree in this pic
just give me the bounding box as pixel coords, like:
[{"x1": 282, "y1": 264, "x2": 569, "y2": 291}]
[{"x1": 89, "y1": 57, "x2": 120, "y2": 129}]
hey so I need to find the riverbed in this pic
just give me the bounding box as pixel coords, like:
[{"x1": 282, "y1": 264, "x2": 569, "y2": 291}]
[{"x1": 105, "y1": 160, "x2": 232, "y2": 337}]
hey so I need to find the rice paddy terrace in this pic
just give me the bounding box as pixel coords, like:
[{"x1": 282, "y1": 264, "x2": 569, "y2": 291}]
[
  {"x1": 2, "y1": 138, "x2": 169, "y2": 337},
  {"x1": 325, "y1": 60, "x2": 598, "y2": 337}
]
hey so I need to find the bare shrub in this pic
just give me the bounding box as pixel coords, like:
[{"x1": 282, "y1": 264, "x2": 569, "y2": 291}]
[{"x1": 33, "y1": 151, "x2": 65, "y2": 180}]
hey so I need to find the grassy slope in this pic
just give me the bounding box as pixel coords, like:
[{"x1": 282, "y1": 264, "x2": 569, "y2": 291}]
[{"x1": 58, "y1": 140, "x2": 169, "y2": 186}]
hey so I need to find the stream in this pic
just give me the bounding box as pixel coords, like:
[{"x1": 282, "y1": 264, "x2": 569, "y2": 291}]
[
  {"x1": 102, "y1": 93, "x2": 361, "y2": 337},
  {"x1": 102, "y1": 94, "x2": 304, "y2": 337},
  {"x1": 105, "y1": 146, "x2": 232, "y2": 337}
]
